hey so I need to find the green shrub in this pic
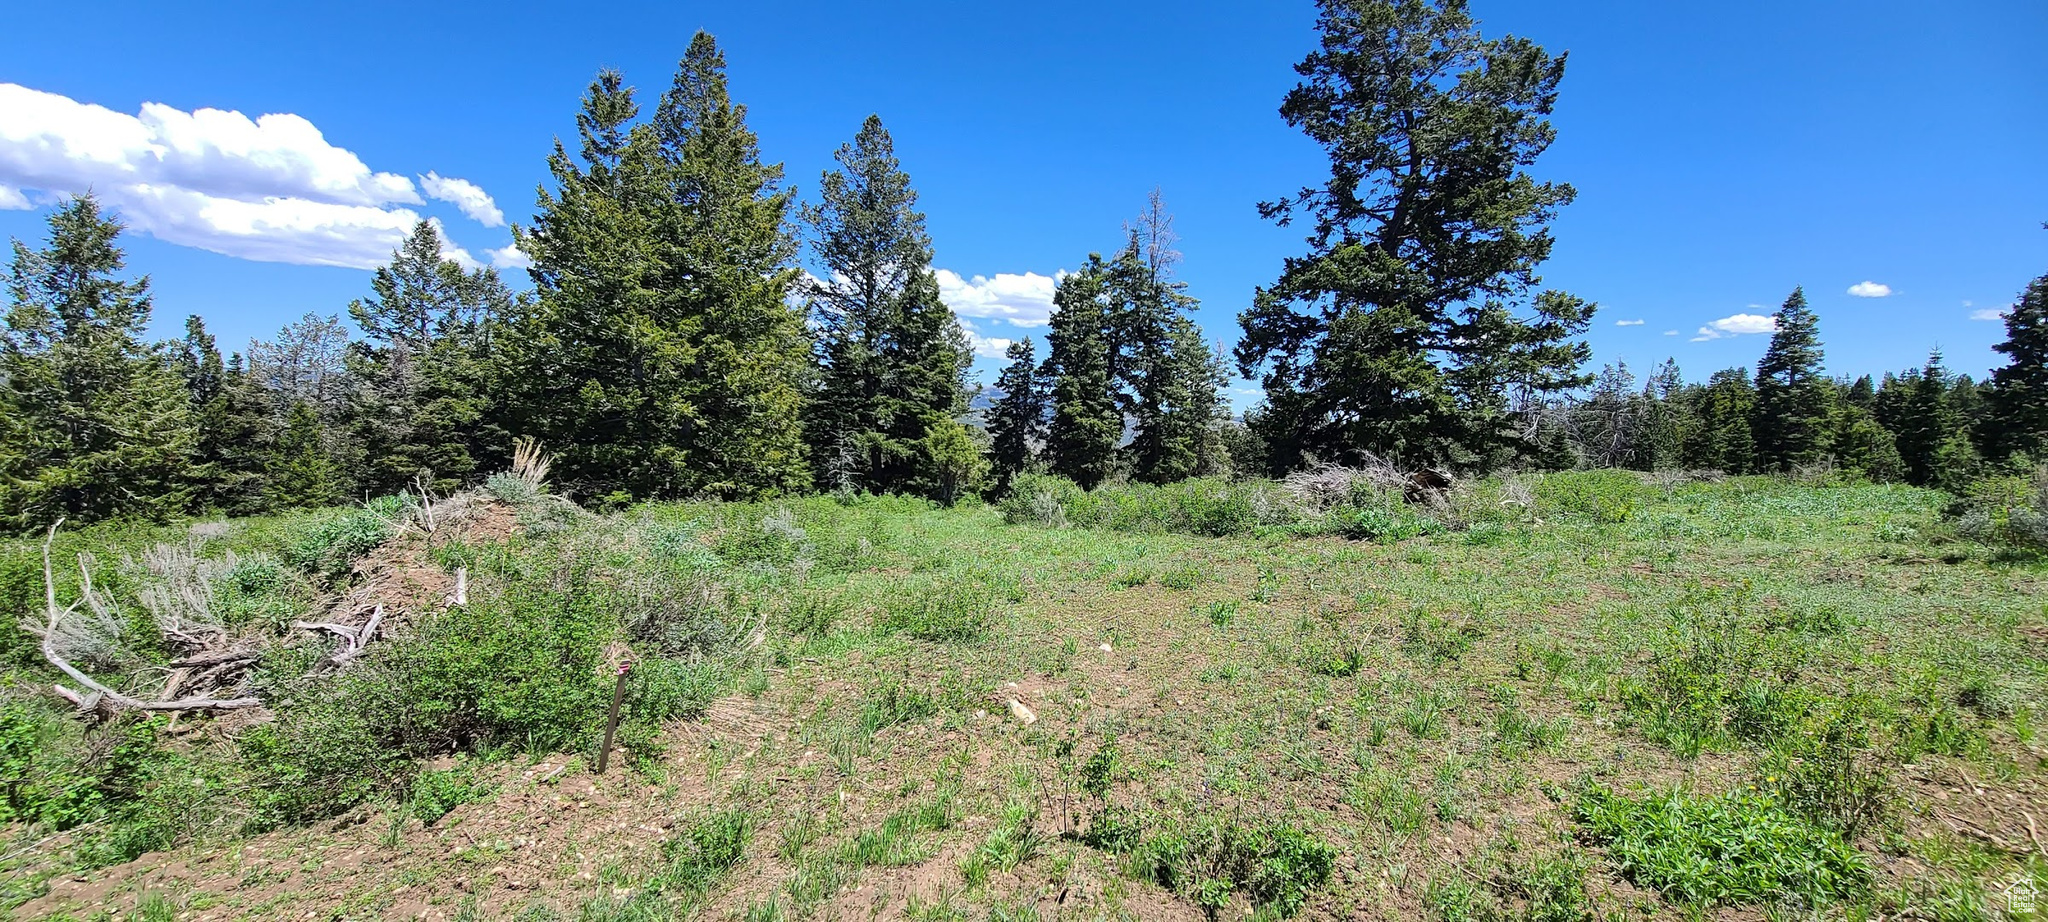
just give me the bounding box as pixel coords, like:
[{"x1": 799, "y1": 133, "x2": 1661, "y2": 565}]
[
  {"x1": 1573, "y1": 783, "x2": 1867, "y2": 909},
  {"x1": 214, "y1": 553, "x2": 306, "y2": 628},
  {"x1": 1099, "y1": 812, "x2": 1333, "y2": 918},
  {"x1": 876, "y1": 580, "x2": 993, "y2": 643},
  {"x1": 658, "y1": 808, "x2": 756, "y2": 892},
  {"x1": 409, "y1": 760, "x2": 493, "y2": 825},
  {"x1": 1949, "y1": 465, "x2": 2048, "y2": 552},
  {"x1": 281, "y1": 499, "x2": 399, "y2": 581},
  {"x1": 1534, "y1": 470, "x2": 1651, "y2": 524}
]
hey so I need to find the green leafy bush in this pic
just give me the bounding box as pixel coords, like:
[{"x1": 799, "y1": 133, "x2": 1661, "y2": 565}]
[
  {"x1": 1949, "y1": 464, "x2": 2048, "y2": 552},
  {"x1": 1089, "y1": 810, "x2": 1334, "y2": 918},
  {"x1": 1534, "y1": 470, "x2": 1651, "y2": 524},
  {"x1": 875, "y1": 579, "x2": 993, "y2": 643},
  {"x1": 281, "y1": 499, "x2": 400, "y2": 581},
  {"x1": 409, "y1": 760, "x2": 493, "y2": 825},
  {"x1": 1573, "y1": 783, "x2": 1867, "y2": 909}
]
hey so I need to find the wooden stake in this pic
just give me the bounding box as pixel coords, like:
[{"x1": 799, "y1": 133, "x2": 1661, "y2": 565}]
[{"x1": 596, "y1": 662, "x2": 630, "y2": 774}]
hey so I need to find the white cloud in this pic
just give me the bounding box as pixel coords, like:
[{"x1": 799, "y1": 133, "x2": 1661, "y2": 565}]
[
  {"x1": 953, "y1": 318, "x2": 1014, "y2": 360},
  {"x1": 1663, "y1": 330, "x2": 1679, "y2": 336},
  {"x1": 107, "y1": 183, "x2": 427, "y2": 269},
  {"x1": 935, "y1": 268, "x2": 1062, "y2": 328},
  {"x1": 0, "y1": 184, "x2": 27, "y2": 210},
  {"x1": 1846, "y1": 281, "x2": 1892, "y2": 298},
  {"x1": 1970, "y1": 307, "x2": 2012, "y2": 322},
  {"x1": 1615, "y1": 319, "x2": 1645, "y2": 326},
  {"x1": 0, "y1": 82, "x2": 510, "y2": 270},
  {"x1": 1690, "y1": 312, "x2": 1777, "y2": 342},
  {"x1": 420, "y1": 171, "x2": 504, "y2": 227},
  {"x1": 487, "y1": 242, "x2": 532, "y2": 270}
]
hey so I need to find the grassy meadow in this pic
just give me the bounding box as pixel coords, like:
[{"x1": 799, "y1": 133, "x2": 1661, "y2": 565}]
[{"x1": 2, "y1": 471, "x2": 2045, "y2": 921}]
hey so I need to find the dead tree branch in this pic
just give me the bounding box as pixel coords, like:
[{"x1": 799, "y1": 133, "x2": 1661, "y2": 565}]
[
  {"x1": 28, "y1": 521, "x2": 263, "y2": 714},
  {"x1": 294, "y1": 604, "x2": 384, "y2": 671}
]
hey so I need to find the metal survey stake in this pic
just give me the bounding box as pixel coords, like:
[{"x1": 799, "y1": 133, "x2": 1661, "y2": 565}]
[{"x1": 596, "y1": 660, "x2": 630, "y2": 774}]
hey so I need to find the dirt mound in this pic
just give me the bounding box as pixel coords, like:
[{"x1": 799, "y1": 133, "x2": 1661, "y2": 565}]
[{"x1": 321, "y1": 493, "x2": 523, "y2": 638}]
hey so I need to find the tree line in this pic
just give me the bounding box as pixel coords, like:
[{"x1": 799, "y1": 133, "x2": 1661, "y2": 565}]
[{"x1": 3, "y1": 6, "x2": 2044, "y2": 532}]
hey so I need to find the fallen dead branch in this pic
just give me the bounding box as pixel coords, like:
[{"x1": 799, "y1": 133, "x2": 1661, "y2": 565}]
[
  {"x1": 28, "y1": 521, "x2": 263, "y2": 714},
  {"x1": 294, "y1": 604, "x2": 384, "y2": 671}
]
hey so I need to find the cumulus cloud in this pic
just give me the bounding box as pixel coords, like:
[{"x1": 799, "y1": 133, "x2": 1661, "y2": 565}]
[
  {"x1": 420, "y1": 171, "x2": 504, "y2": 227},
  {"x1": 1846, "y1": 281, "x2": 1892, "y2": 298},
  {"x1": 110, "y1": 183, "x2": 428, "y2": 269},
  {"x1": 955, "y1": 319, "x2": 1015, "y2": 360},
  {"x1": 0, "y1": 82, "x2": 509, "y2": 270},
  {"x1": 935, "y1": 269, "x2": 1062, "y2": 328},
  {"x1": 1615, "y1": 319, "x2": 1645, "y2": 326},
  {"x1": 1690, "y1": 313, "x2": 1777, "y2": 342},
  {"x1": 487, "y1": 242, "x2": 532, "y2": 270},
  {"x1": 0, "y1": 184, "x2": 27, "y2": 210},
  {"x1": 1970, "y1": 307, "x2": 2013, "y2": 322}
]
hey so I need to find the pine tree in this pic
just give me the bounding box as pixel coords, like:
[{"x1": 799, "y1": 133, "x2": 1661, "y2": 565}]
[
  {"x1": 1131, "y1": 318, "x2": 1229, "y2": 483},
  {"x1": 803, "y1": 115, "x2": 971, "y2": 496},
  {"x1": 503, "y1": 35, "x2": 811, "y2": 501},
  {"x1": 1683, "y1": 368, "x2": 1757, "y2": 474},
  {"x1": 266, "y1": 401, "x2": 345, "y2": 510},
  {"x1": 347, "y1": 220, "x2": 513, "y2": 496},
  {"x1": 1637, "y1": 359, "x2": 1691, "y2": 471},
  {"x1": 1894, "y1": 350, "x2": 1957, "y2": 486},
  {"x1": 1237, "y1": 0, "x2": 1593, "y2": 471},
  {"x1": 986, "y1": 338, "x2": 1046, "y2": 492},
  {"x1": 1830, "y1": 404, "x2": 1904, "y2": 483},
  {"x1": 0, "y1": 195, "x2": 195, "y2": 529},
  {"x1": 1042, "y1": 256, "x2": 1122, "y2": 488},
  {"x1": 1117, "y1": 193, "x2": 1223, "y2": 484},
  {"x1": 1575, "y1": 361, "x2": 1640, "y2": 469},
  {"x1": 1751, "y1": 288, "x2": 1831, "y2": 471},
  {"x1": 180, "y1": 316, "x2": 274, "y2": 514},
  {"x1": 1984, "y1": 273, "x2": 2048, "y2": 462}
]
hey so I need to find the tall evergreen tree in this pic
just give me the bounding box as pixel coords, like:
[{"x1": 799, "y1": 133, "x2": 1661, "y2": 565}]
[
  {"x1": 1751, "y1": 288, "x2": 1831, "y2": 471},
  {"x1": 803, "y1": 115, "x2": 971, "y2": 496},
  {"x1": 347, "y1": 220, "x2": 513, "y2": 495},
  {"x1": 1236, "y1": 0, "x2": 1594, "y2": 471},
  {"x1": 1042, "y1": 256, "x2": 1121, "y2": 488},
  {"x1": 1984, "y1": 273, "x2": 2048, "y2": 462},
  {"x1": 986, "y1": 337, "x2": 1047, "y2": 492},
  {"x1": 503, "y1": 34, "x2": 811, "y2": 501},
  {"x1": 0, "y1": 195, "x2": 194, "y2": 529},
  {"x1": 1682, "y1": 368, "x2": 1757, "y2": 474},
  {"x1": 1894, "y1": 350, "x2": 1958, "y2": 486},
  {"x1": 180, "y1": 316, "x2": 274, "y2": 514},
  {"x1": 1130, "y1": 318, "x2": 1230, "y2": 483},
  {"x1": 266, "y1": 401, "x2": 346, "y2": 510},
  {"x1": 1574, "y1": 361, "x2": 1640, "y2": 469},
  {"x1": 1637, "y1": 359, "x2": 1691, "y2": 472}
]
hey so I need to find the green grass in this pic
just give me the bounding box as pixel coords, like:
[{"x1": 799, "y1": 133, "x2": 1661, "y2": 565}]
[
  {"x1": 3, "y1": 472, "x2": 2045, "y2": 919},
  {"x1": 1572, "y1": 783, "x2": 1868, "y2": 910}
]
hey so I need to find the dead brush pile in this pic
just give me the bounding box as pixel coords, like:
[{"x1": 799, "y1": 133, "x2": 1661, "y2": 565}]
[{"x1": 21, "y1": 437, "x2": 589, "y2": 720}]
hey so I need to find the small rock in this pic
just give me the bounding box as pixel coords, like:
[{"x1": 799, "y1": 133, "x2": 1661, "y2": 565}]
[{"x1": 1098, "y1": 642, "x2": 1113, "y2": 653}]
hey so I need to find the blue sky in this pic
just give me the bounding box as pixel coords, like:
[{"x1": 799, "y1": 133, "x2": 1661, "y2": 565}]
[{"x1": 2, "y1": 1, "x2": 2043, "y2": 404}]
